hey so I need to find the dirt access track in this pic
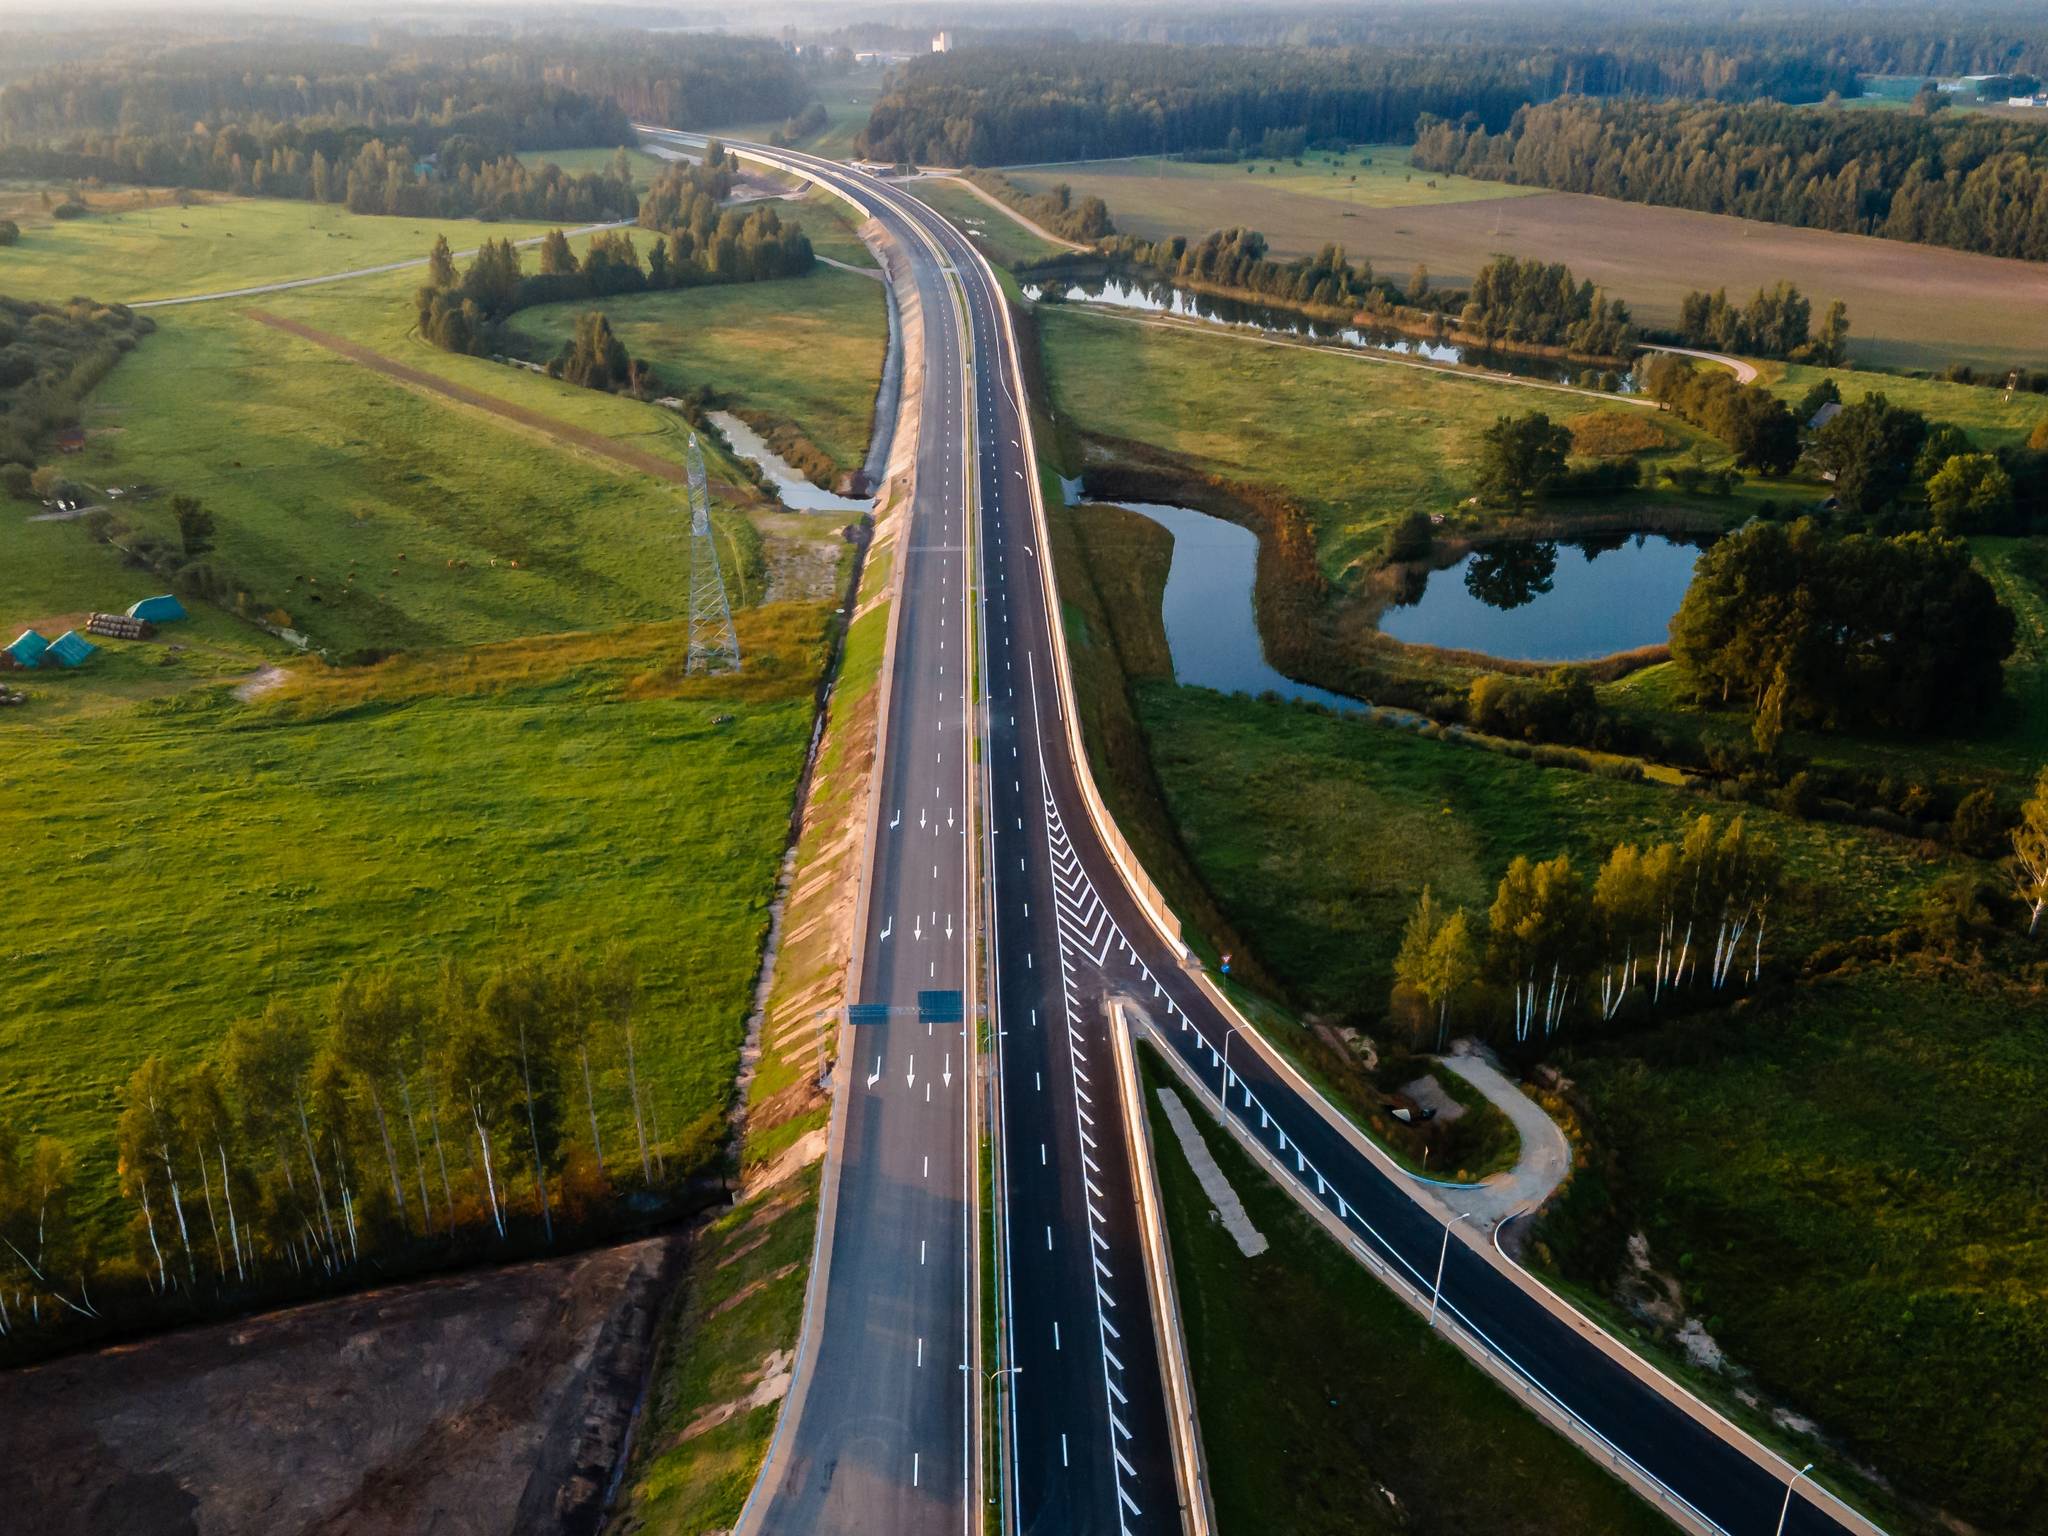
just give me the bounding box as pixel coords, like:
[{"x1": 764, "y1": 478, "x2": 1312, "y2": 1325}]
[
  {"x1": 0, "y1": 1235, "x2": 682, "y2": 1536},
  {"x1": 245, "y1": 310, "x2": 693, "y2": 487}
]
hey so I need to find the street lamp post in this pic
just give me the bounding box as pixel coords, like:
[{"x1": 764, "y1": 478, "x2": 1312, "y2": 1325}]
[
  {"x1": 1774, "y1": 1463, "x2": 1815, "y2": 1536},
  {"x1": 1429, "y1": 1211, "x2": 1474, "y2": 1329}
]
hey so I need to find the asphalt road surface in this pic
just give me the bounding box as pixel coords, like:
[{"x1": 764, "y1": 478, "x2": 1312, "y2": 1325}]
[{"x1": 652, "y1": 131, "x2": 1873, "y2": 1536}]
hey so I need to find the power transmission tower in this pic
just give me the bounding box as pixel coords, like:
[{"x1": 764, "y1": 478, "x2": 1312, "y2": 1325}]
[{"x1": 685, "y1": 433, "x2": 741, "y2": 675}]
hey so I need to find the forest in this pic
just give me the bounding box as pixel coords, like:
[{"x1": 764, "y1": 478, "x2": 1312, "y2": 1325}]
[
  {"x1": 856, "y1": 41, "x2": 1718, "y2": 165},
  {"x1": 0, "y1": 30, "x2": 810, "y2": 214},
  {"x1": 972, "y1": 0, "x2": 2044, "y2": 82},
  {"x1": 1413, "y1": 99, "x2": 2048, "y2": 262},
  {"x1": 0, "y1": 33, "x2": 800, "y2": 143}
]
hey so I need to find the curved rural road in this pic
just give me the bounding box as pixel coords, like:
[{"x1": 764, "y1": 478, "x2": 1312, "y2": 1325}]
[
  {"x1": 127, "y1": 220, "x2": 633, "y2": 310},
  {"x1": 1642, "y1": 343, "x2": 1762, "y2": 383}
]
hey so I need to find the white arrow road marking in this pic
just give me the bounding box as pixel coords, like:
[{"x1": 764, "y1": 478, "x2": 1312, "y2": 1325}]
[
  {"x1": 880, "y1": 918, "x2": 892, "y2": 942},
  {"x1": 868, "y1": 1056, "x2": 881, "y2": 1089},
  {"x1": 890, "y1": 809, "x2": 901, "y2": 829},
  {"x1": 906, "y1": 1056, "x2": 916, "y2": 1090},
  {"x1": 943, "y1": 1054, "x2": 953, "y2": 1087}
]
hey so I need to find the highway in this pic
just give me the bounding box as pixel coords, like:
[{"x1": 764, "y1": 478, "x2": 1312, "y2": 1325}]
[
  {"x1": 647, "y1": 129, "x2": 1874, "y2": 1536},
  {"x1": 699, "y1": 134, "x2": 979, "y2": 1536}
]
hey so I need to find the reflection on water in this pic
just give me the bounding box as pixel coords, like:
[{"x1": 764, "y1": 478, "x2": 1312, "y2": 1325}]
[
  {"x1": 707, "y1": 410, "x2": 871, "y2": 514},
  {"x1": 1026, "y1": 275, "x2": 1639, "y2": 393},
  {"x1": 1112, "y1": 502, "x2": 1366, "y2": 712},
  {"x1": 1379, "y1": 534, "x2": 1706, "y2": 661}
]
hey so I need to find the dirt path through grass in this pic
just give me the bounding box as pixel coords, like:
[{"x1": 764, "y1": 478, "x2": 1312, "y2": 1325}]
[{"x1": 245, "y1": 308, "x2": 692, "y2": 484}]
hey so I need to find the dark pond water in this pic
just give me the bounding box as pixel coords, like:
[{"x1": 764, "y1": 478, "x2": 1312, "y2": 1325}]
[
  {"x1": 1025, "y1": 274, "x2": 1640, "y2": 393},
  {"x1": 1113, "y1": 502, "x2": 1366, "y2": 712},
  {"x1": 1376, "y1": 534, "x2": 1707, "y2": 661}
]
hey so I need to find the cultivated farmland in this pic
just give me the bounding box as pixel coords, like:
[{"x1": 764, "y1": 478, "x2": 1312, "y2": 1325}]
[{"x1": 1008, "y1": 151, "x2": 2048, "y2": 373}]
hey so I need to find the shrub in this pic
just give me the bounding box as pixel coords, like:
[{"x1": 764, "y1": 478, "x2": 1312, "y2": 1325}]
[
  {"x1": 1948, "y1": 787, "x2": 2007, "y2": 856},
  {"x1": 50, "y1": 201, "x2": 88, "y2": 220}
]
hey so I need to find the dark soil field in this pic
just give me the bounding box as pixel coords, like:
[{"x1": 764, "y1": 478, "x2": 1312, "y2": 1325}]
[{"x1": 0, "y1": 1235, "x2": 684, "y2": 1536}]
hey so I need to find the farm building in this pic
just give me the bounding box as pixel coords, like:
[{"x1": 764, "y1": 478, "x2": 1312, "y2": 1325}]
[
  {"x1": 44, "y1": 630, "x2": 97, "y2": 668},
  {"x1": 4, "y1": 630, "x2": 50, "y2": 669},
  {"x1": 126, "y1": 594, "x2": 187, "y2": 624},
  {"x1": 56, "y1": 427, "x2": 86, "y2": 455}
]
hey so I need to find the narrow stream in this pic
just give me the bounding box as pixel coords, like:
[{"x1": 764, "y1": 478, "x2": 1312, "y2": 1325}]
[{"x1": 709, "y1": 410, "x2": 872, "y2": 515}]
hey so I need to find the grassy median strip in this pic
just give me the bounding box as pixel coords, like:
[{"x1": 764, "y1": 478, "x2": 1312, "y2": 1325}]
[{"x1": 1137, "y1": 1042, "x2": 1669, "y2": 1536}]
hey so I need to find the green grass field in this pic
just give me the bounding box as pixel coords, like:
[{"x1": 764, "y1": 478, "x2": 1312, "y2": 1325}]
[
  {"x1": 1139, "y1": 1045, "x2": 1669, "y2": 1536},
  {"x1": 1135, "y1": 683, "x2": 1957, "y2": 1017},
  {"x1": 507, "y1": 264, "x2": 886, "y2": 474},
  {"x1": 1, "y1": 191, "x2": 890, "y2": 1277},
  {"x1": 0, "y1": 608, "x2": 828, "y2": 1244},
  {"x1": 0, "y1": 194, "x2": 562, "y2": 305},
  {"x1": 1547, "y1": 967, "x2": 2048, "y2": 1533},
  {"x1": 14, "y1": 205, "x2": 883, "y2": 660}
]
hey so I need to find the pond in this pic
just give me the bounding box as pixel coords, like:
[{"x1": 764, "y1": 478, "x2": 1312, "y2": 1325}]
[
  {"x1": 1376, "y1": 534, "x2": 1707, "y2": 661},
  {"x1": 707, "y1": 410, "x2": 871, "y2": 515},
  {"x1": 1025, "y1": 274, "x2": 1639, "y2": 393},
  {"x1": 1113, "y1": 502, "x2": 1367, "y2": 713}
]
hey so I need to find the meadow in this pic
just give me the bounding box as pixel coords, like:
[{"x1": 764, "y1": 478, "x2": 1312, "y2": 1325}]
[
  {"x1": 0, "y1": 606, "x2": 830, "y2": 1244},
  {"x1": 1006, "y1": 149, "x2": 2048, "y2": 373},
  {"x1": 1550, "y1": 968, "x2": 2048, "y2": 1533},
  {"x1": 0, "y1": 191, "x2": 562, "y2": 305},
  {"x1": 1139, "y1": 1045, "x2": 1670, "y2": 1536},
  {"x1": 16, "y1": 202, "x2": 885, "y2": 660},
  {"x1": 508, "y1": 263, "x2": 888, "y2": 475},
  {"x1": 1, "y1": 190, "x2": 886, "y2": 1276}
]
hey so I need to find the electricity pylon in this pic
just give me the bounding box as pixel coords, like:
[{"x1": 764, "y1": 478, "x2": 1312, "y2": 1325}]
[{"x1": 686, "y1": 433, "x2": 740, "y2": 675}]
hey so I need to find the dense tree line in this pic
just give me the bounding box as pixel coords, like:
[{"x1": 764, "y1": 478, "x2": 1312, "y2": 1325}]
[
  {"x1": 1395, "y1": 813, "x2": 1783, "y2": 1048},
  {"x1": 1414, "y1": 98, "x2": 2048, "y2": 262},
  {"x1": 0, "y1": 130, "x2": 637, "y2": 223},
  {"x1": 416, "y1": 154, "x2": 813, "y2": 368},
  {"x1": 1459, "y1": 255, "x2": 1636, "y2": 356},
  {"x1": 1675, "y1": 282, "x2": 1848, "y2": 364},
  {"x1": 856, "y1": 42, "x2": 1667, "y2": 165},
  {"x1": 0, "y1": 949, "x2": 717, "y2": 1349},
  {"x1": 1671, "y1": 518, "x2": 2015, "y2": 740},
  {"x1": 0, "y1": 296, "x2": 154, "y2": 472},
  {"x1": 0, "y1": 32, "x2": 796, "y2": 143},
  {"x1": 1641, "y1": 356, "x2": 1801, "y2": 474}
]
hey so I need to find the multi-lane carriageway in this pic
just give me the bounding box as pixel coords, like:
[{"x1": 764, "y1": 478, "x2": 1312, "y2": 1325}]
[{"x1": 639, "y1": 128, "x2": 1882, "y2": 1536}]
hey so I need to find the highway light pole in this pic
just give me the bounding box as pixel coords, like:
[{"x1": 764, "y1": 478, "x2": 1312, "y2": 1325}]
[
  {"x1": 1429, "y1": 1212, "x2": 1475, "y2": 1329},
  {"x1": 1774, "y1": 1463, "x2": 1816, "y2": 1536}
]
